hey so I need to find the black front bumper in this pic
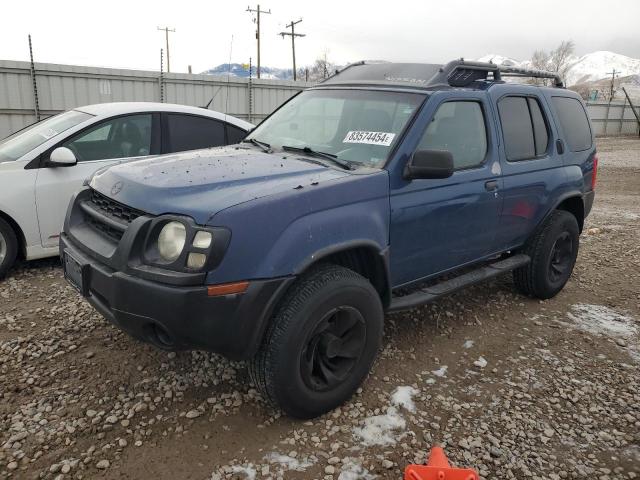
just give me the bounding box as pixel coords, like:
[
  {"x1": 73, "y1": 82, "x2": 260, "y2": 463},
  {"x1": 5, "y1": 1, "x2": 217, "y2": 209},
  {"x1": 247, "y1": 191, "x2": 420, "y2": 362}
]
[{"x1": 60, "y1": 233, "x2": 293, "y2": 360}]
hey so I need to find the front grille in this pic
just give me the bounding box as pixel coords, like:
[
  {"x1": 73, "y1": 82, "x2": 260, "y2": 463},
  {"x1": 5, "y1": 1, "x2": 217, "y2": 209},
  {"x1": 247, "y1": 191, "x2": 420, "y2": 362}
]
[
  {"x1": 89, "y1": 189, "x2": 144, "y2": 224},
  {"x1": 83, "y1": 189, "x2": 146, "y2": 242}
]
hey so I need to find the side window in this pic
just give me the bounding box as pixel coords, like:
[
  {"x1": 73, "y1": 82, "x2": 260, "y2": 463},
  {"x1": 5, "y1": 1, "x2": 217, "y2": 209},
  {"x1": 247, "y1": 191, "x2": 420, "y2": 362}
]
[
  {"x1": 552, "y1": 97, "x2": 592, "y2": 152},
  {"x1": 166, "y1": 114, "x2": 225, "y2": 153},
  {"x1": 62, "y1": 114, "x2": 152, "y2": 162},
  {"x1": 498, "y1": 96, "x2": 549, "y2": 161},
  {"x1": 417, "y1": 101, "x2": 487, "y2": 170},
  {"x1": 227, "y1": 124, "x2": 247, "y2": 144}
]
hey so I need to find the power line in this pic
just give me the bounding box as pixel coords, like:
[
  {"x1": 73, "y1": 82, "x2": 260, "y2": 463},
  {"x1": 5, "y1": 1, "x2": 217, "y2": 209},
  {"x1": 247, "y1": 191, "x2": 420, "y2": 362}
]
[
  {"x1": 279, "y1": 19, "x2": 305, "y2": 81},
  {"x1": 157, "y1": 26, "x2": 175, "y2": 73},
  {"x1": 246, "y1": 4, "x2": 271, "y2": 79}
]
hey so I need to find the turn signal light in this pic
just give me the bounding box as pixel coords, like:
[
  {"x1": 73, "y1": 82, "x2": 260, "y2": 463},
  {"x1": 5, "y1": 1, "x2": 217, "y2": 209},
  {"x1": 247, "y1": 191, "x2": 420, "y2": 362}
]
[{"x1": 207, "y1": 281, "x2": 249, "y2": 297}]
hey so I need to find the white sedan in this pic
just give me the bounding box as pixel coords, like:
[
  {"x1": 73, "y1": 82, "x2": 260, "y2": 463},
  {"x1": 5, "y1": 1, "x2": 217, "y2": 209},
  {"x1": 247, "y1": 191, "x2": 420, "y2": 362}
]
[{"x1": 0, "y1": 102, "x2": 253, "y2": 277}]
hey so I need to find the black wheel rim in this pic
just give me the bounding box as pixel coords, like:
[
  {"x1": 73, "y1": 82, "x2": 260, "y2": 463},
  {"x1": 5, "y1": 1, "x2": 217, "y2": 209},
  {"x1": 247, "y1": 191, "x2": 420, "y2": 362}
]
[
  {"x1": 548, "y1": 231, "x2": 573, "y2": 283},
  {"x1": 301, "y1": 306, "x2": 367, "y2": 392}
]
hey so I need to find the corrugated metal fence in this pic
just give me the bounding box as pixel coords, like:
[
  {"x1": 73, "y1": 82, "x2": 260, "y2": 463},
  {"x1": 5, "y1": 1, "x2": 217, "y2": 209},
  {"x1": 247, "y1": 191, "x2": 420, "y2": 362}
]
[
  {"x1": 586, "y1": 101, "x2": 640, "y2": 137},
  {"x1": 2, "y1": 59, "x2": 639, "y2": 139},
  {"x1": 0, "y1": 60, "x2": 312, "y2": 139}
]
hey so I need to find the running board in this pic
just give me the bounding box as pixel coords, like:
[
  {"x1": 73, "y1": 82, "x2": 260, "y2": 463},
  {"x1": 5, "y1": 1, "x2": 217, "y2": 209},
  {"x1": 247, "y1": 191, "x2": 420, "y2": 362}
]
[{"x1": 388, "y1": 254, "x2": 530, "y2": 313}]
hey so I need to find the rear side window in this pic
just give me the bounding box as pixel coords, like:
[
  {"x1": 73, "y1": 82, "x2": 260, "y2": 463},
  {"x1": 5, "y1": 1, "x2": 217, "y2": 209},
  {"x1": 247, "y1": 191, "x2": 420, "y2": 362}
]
[
  {"x1": 166, "y1": 114, "x2": 225, "y2": 153},
  {"x1": 498, "y1": 96, "x2": 549, "y2": 161},
  {"x1": 417, "y1": 101, "x2": 487, "y2": 170},
  {"x1": 552, "y1": 97, "x2": 592, "y2": 152},
  {"x1": 227, "y1": 124, "x2": 247, "y2": 144}
]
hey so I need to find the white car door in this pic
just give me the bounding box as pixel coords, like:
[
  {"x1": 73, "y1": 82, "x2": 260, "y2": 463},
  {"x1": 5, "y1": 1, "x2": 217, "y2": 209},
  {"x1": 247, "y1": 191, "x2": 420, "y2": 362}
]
[{"x1": 34, "y1": 113, "x2": 154, "y2": 248}]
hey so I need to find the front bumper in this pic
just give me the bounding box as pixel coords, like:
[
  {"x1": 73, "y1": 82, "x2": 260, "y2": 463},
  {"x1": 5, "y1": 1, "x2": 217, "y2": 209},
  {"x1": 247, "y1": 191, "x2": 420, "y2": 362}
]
[{"x1": 60, "y1": 233, "x2": 293, "y2": 360}]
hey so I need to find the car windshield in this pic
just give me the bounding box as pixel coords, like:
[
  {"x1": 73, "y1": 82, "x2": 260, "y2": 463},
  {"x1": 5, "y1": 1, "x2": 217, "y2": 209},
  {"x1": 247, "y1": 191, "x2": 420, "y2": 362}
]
[
  {"x1": 246, "y1": 89, "x2": 425, "y2": 168},
  {"x1": 0, "y1": 110, "x2": 93, "y2": 162}
]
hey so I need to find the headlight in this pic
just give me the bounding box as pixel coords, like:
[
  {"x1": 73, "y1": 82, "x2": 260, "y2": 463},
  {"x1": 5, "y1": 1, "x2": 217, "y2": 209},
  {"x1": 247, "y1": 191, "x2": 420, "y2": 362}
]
[{"x1": 157, "y1": 221, "x2": 186, "y2": 261}]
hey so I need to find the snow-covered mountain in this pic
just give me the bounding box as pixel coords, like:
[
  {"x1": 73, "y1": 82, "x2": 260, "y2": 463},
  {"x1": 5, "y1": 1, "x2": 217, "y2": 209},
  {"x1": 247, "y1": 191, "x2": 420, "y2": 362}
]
[
  {"x1": 565, "y1": 51, "x2": 640, "y2": 86},
  {"x1": 201, "y1": 63, "x2": 293, "y2": 80},
  {"x1": 476, "y1": 51, "x2": 640, "y2": 86}
]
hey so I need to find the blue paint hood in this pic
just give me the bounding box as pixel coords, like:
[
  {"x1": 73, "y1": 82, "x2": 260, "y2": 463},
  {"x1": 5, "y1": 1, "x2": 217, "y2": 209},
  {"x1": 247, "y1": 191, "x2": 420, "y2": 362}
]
[{"x1": 89, "y1": 146, "x2": 350, "y2": 225}]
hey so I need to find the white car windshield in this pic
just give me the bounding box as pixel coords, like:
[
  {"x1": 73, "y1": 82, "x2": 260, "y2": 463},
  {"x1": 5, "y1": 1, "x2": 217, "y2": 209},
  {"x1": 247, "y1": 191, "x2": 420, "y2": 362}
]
[
  {"x1": 0, "y1": 110, "x2": 93, "y2": 163},
  {"x1": 245, "y1": 89, "x2": 425, "y2": 168}
]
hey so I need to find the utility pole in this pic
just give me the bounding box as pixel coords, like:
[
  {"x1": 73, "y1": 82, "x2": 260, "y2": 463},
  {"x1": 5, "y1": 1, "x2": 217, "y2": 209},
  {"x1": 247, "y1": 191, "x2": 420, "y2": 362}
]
[
  {"x1": 157, "y1": 26, "x2": 175, "y2": 73},
  {"x1": 246, "y1": 4, "x2": 271, "y2": 79},
  {"x1": 279, "y1": 19, "x2": 305, "y2": 81},
  {"x1": 606, "y1": 68, "x2": 620, "y2": 101}
]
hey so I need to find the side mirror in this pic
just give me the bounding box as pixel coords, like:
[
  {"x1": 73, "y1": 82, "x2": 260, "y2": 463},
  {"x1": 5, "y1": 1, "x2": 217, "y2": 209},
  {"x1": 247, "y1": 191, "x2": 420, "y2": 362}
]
[
  {"x1": 404, "y1": 149, "x2": 454, "y2": 180},
  {"x1": 48, "y1": 147, "x2": 77, "y2": 167}
]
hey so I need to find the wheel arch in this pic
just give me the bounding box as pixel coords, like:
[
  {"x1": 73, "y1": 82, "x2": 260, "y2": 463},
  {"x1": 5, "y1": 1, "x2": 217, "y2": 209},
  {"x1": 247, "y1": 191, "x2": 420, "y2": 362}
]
[
  {"x1": 294, "y1": 241, "x2": 392, "y2": 308},
  {"x1": 555, "y1": 194, "x2": 585, "y2": 233},
  {"x1": 0, "y1": 209, "x2": 26, "y2": 259}
]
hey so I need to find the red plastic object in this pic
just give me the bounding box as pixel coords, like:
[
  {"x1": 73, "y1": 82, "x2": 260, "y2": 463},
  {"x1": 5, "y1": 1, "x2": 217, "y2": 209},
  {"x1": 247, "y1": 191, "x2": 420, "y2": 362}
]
[{"x1": 404, "y1": 446, "x2": 479, "y2": 480}]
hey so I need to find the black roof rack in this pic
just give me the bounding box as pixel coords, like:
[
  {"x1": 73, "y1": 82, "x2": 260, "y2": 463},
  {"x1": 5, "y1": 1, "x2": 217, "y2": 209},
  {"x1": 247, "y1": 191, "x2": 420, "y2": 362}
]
[{"x1": 321, "y1": 59, "x2": 564, "y2": 89}]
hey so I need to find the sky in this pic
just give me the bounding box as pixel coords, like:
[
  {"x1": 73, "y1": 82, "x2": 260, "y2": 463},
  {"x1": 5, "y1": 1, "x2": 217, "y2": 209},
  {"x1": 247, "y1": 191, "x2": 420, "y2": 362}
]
[{"x1": 1, "y1": 0, "x2": 639, "y2": 73}]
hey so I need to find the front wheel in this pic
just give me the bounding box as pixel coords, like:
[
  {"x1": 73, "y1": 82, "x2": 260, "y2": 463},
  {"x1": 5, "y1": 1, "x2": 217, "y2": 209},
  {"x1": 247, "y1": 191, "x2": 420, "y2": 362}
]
[
  {"x1": 513, "y1": 210, "x2": 579, "y2": 299},
  {"x1": 0, "y1": 218, "x2": 18, "y2": 280},
  {"x1": 249, "y1": 264, "x2": 383, "y2": 419}
]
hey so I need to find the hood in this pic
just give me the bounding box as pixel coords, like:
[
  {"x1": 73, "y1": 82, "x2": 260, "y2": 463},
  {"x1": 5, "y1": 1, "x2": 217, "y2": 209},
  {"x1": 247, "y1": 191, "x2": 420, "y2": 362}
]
[{"x1": 89, "y1": 146, "x2": 351, "y2": 224}]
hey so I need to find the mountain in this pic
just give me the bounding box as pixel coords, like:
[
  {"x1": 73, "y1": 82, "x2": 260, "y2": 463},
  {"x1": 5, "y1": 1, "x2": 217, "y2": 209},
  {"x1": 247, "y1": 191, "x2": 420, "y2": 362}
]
[
  {"x1": 476, "y1": 51, "x2": 640, "y2": 87},
  {"x1": 201, "y1": 63, "x2": 293, "y2": 80},
  {"x1": 565, "y1": 51, "x2": 640, "y2": 86}
]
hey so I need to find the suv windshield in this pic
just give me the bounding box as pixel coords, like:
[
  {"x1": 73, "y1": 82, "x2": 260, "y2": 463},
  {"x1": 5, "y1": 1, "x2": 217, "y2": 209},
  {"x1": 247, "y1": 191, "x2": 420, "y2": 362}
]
[
  {"x1": 0, "y1": 110, "x2": 92, "y2": 163},
  {"x1": 246, "y1": 89, "x2": 425, "y2": 168}
]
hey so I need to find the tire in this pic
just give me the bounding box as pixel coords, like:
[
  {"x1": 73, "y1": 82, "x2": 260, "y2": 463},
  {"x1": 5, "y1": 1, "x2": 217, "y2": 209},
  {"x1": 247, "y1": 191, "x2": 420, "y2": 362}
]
[
  {"x1": 249, "y1": 264, "x2": 384, "y2": 419},
  {"x1": 513, "y1": 210, "x2": 579, "y2": 299},
  {"x1": 0, "y1": 218, "x2": 18, "y2": 280}
]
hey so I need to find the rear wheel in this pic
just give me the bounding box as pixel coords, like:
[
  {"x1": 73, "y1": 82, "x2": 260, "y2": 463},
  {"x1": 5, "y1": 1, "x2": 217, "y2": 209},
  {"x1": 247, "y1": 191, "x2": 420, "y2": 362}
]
[
  {"x1": 249, "y1": 264, "x2": 383, "y2": 419},
  {"x1": 513, "y1": 210, "x2": 579, "y2": 299},
  {"x1": 0, "y1": 218, "x2": 18, "y2": 280}
]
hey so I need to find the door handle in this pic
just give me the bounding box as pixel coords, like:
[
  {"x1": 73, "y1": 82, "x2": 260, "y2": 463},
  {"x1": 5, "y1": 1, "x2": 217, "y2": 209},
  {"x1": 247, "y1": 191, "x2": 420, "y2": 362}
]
[{"x1": 485, "y1": 180, "x2": 499, "y2": 192}]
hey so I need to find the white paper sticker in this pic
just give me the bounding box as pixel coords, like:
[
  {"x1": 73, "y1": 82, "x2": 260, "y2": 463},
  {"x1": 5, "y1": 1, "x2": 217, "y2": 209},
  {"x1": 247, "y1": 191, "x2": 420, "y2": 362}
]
[{"x1": 343, "y1": 131, "x2": 396, "y2": 147}]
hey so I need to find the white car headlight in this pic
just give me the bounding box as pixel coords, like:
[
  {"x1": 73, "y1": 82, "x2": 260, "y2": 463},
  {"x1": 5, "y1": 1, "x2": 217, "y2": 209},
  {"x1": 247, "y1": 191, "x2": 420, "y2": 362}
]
[{"x1": 157, "y1": 221, "x2": 186, "y2": 261}]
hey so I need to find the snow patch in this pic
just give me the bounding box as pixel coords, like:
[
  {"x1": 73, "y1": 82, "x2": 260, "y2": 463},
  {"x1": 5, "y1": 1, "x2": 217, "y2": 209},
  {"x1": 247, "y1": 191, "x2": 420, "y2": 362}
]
[
  {"x1": 391, "y1": 386, "x2": 419, "y2": 413},
  {"x1": 463, "y1": 340, "x2": 474, "y2": 349},
  {"x1": 567, "y1": 304, "x2": 637, "y2": 337},
  {"x1": 473, "y1": 356, "x2": 488, "y2": 368},
  {"x1": 353, "y1": 407, "x2": 406, "y2": 446},
  {"x1": 566, "y1": 304, "x2": 639, "y2": 362},
  {"x1": 229, "y1": 465, "x2": 256, "y2": 479},
  {"x1": 432, "y1": 365, "x2": 448, "y2": 377},
  {"x1": 264, "y1": 452, "x2": 313, "y2": 471},
  {"x1": 338, "y1": 458, "x2": 377, "y2": 480}
]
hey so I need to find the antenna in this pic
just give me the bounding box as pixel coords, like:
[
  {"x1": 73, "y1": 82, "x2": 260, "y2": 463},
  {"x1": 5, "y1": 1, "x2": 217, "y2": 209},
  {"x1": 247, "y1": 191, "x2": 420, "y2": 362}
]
[{"x1": 225, "y1": 35, "x2": 234, "y2": 114}]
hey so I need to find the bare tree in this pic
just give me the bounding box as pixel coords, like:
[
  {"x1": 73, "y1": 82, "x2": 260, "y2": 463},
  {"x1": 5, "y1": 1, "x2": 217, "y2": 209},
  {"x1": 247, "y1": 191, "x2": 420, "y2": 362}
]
[
  {"x1": 528, "y1": 40, "x2": 575, "y2": 85},
  {"x1": 549, "y1": 40, "x2": 575, "y2": 84},
  {"x1": 297, "y1": 52, "x2": 338, "y2": 82}
]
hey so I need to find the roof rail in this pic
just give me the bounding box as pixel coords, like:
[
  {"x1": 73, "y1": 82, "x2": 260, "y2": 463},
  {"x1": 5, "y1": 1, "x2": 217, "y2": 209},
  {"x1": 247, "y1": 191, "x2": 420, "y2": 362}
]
[{"x1": 498, "y1": 66, "x2": 564, "y2": 88}]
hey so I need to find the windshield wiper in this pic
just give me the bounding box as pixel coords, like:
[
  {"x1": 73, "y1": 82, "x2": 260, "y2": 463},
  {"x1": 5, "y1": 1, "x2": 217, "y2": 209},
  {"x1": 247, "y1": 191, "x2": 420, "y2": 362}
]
[
  {"x1": 282, "y1": 146, "x2": 353, "y2": 170},
  {"x1": 242, "y1": 138, "x2": 272, "y2": 153}
]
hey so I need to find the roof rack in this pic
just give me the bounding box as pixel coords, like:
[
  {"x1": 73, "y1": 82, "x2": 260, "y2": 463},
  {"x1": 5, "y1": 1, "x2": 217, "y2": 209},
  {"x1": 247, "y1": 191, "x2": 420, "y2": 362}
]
[{"x1": 320, "y1": 59, "x2": 564, "y2": 89}]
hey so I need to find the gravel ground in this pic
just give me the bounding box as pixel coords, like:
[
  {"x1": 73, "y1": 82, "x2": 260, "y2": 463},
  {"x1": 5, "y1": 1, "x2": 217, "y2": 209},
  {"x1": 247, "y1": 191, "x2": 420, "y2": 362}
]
[{"x1": 1, "y1": 137, "x2": 639, "y2": 480}]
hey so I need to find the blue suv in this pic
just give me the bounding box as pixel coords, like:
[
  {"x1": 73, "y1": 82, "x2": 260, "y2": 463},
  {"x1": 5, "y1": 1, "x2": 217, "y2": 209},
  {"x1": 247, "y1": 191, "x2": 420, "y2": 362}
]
[{"x1": 61, "y1": 60, "x2": 597, "y2": 418}]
